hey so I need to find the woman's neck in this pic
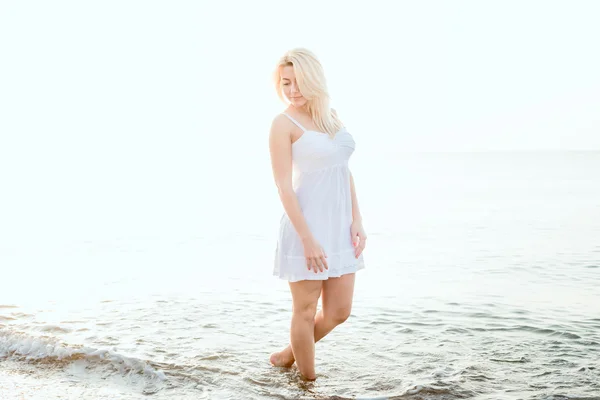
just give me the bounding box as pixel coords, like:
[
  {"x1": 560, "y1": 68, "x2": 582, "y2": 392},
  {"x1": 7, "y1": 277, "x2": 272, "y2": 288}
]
[{"x1": 287, "y1": 104, "x2": 310, "y2": 116}]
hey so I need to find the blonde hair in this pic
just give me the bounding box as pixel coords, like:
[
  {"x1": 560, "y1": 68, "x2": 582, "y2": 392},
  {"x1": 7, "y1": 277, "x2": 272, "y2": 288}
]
[{"x1": 273, "y1": 48, "x2": 343, "y2": 137}]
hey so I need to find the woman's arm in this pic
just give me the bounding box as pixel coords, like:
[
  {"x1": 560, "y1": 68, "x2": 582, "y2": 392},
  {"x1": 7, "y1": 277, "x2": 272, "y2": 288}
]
[
  {"x1": 269, "y1": 115, "x2": 312, "y2": 240},
  {"x1": 349, "y1": 170, "x2": 367, "y2": 258},
  {"x1": 269, "y1": 115, "x2": 328, "y2": 272}
]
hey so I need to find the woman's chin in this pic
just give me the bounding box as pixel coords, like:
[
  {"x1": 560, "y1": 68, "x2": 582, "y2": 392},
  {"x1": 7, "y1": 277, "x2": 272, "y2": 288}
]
[{"x1": 290, "y1": 99, "x2": 307, "y2": 108}]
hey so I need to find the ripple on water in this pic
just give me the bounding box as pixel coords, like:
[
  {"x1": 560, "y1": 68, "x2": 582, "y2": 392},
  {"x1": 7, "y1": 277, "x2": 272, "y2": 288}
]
[
  {"x1": 36, "y1": 325, "x2": 73, "y2": 334},
  {"x1": 489, "y1": 356, "x2": 530, "y2": 363}
]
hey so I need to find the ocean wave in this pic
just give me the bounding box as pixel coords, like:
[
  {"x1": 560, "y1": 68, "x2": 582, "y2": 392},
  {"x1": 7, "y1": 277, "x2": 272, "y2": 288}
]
[{"x1": 0, "y1": 327, "x2": 166, "y2": 381}]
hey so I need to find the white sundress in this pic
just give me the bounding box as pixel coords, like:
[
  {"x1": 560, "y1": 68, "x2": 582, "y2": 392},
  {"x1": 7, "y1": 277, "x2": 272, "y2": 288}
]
[{"x1": 273, "y1": 113, "x2": 365, "y2": 282}]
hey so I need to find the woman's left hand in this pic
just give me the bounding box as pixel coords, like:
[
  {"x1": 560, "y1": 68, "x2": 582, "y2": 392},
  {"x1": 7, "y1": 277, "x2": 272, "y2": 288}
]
[{"x1": 350, "y1": 219, "x2": 367, "y2": 258}]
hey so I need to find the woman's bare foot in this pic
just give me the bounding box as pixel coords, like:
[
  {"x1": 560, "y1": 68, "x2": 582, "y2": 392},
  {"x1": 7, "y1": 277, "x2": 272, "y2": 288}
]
[{"x1": 269, "y1": 346, "x2": 295, "y2": 368}]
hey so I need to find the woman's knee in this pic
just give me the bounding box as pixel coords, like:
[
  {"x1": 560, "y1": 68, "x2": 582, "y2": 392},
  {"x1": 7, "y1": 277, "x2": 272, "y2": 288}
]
[
  {"x1": 326, "y1": 306, "x2": 352, "y2": 325},
  {"x1": 289, "y1": 280, "x2": 322, "y2": 323},
  {"x1": 293, "y1": 302, "x2": 318, "y2": 323}
]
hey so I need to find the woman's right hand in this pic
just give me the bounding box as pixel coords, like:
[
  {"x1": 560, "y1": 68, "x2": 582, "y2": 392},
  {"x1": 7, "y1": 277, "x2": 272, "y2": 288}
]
[{"x1": 302, "y1": 236, "x2": 328, "y2": 273}]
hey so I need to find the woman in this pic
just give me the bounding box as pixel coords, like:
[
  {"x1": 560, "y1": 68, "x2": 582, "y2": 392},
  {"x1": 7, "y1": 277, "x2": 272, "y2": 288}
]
[{"x1": 268, "y1": 48, "x2": 367, "y2": 381}]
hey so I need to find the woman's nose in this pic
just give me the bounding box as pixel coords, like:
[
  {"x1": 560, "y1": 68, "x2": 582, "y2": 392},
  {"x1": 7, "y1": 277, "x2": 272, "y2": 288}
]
[{"x1": 290, "y1": 83, "x2": 298, "y2": 93}]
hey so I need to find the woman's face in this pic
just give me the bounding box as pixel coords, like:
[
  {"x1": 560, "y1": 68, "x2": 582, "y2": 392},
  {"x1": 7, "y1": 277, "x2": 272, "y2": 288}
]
[{"x1": 280, "y1": 65, "x2": 307, "y2": 108}]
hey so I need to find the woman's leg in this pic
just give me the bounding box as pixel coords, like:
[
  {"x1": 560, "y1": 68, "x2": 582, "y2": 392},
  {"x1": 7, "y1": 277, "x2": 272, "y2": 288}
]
[
  {"x1": 270, "y1": 273, "x2": 355, "y2": 368},
  {"x1": 287, "y1": 279, "x2": 323, "y2": 380}
]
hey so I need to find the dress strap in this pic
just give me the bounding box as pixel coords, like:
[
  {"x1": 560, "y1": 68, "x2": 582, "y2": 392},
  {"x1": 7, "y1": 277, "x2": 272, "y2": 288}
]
[{"x1": 282, "y1": 113, "x2": 306, "y2": 132}]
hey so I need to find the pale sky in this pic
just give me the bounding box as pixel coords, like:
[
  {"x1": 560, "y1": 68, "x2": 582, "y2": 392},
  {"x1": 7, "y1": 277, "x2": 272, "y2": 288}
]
[
  {"x1": 1, "y1": 1, "x2": 599, "y2": 153},
  {"x1": 0, "y1": 1, "x2": 599, "y2": 242}
]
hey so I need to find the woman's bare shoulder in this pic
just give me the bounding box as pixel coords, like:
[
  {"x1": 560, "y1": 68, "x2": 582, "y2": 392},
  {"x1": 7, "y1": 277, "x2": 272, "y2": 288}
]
[{"x1": 270, "y1": 113, "x2": 294, "y2": 135}]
